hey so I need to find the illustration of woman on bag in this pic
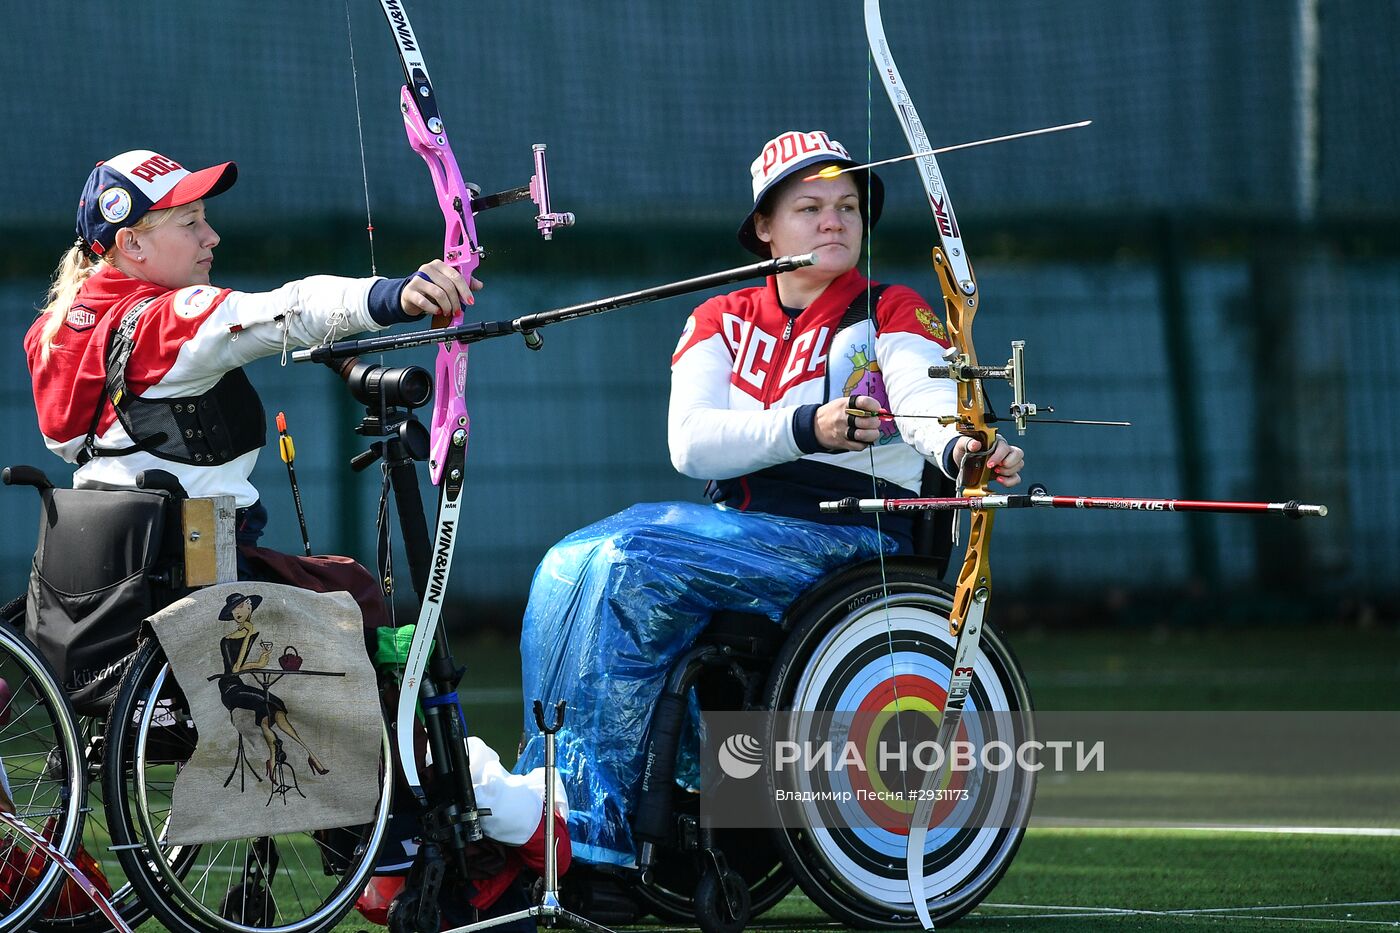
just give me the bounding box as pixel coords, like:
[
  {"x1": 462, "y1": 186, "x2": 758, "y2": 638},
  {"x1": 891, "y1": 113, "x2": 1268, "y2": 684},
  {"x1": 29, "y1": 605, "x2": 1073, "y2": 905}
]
[{"x1": 215, "y1": 593, "x2": 329, "y2": 778}]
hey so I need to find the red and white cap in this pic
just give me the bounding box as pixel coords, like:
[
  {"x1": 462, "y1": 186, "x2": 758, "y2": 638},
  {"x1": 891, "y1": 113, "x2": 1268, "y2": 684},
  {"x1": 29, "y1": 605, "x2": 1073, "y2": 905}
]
[
  {"x1": 737, "y1": 130, "x2": 884, "y2": 257},
  {"x1": 76, "y1": 149, "x2": 237, "y2": 255}
]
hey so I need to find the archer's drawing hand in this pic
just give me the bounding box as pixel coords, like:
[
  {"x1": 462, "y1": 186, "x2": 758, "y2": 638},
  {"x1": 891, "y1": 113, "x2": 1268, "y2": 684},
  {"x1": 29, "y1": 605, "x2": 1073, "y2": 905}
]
[
  {"x1": 819, "y1": 395, "x2": 882, "y2": 451},
  {"x1": 402, "y1": 259, "x2": 483, "y2": 318},
  {"x1": 955, "y1": 435, "x2": 1025, "y2": 488}
]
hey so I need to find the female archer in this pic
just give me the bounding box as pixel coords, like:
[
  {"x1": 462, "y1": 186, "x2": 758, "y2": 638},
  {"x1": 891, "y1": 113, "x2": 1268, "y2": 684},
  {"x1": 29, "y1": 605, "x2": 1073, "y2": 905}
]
[
  {"x1": 26, "y1": 149, "x2": 479, "y2": 629},
  {"x1": 517, "y1": 130, "x2": 1025, "y2": 867}
]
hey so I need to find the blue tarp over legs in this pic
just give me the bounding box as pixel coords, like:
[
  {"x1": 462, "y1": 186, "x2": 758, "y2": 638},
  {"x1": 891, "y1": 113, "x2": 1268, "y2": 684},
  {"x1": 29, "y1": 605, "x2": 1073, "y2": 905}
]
[{"x1": 515, "y1": 502, "x2": 893, "y2": 867}]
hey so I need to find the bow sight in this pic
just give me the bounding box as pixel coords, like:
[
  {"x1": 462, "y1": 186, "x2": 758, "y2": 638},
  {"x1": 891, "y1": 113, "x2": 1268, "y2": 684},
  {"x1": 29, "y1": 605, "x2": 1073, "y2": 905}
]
[{"x1": 929, "y1": 339, "x2": 1132, "y2": 431}]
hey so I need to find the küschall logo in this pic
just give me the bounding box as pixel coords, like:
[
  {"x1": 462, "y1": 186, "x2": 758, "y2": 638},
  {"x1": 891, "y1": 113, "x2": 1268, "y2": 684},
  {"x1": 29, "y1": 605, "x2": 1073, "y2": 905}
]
[{"x1": 717, "y1": 733, "x2": 764, "y2": 779}]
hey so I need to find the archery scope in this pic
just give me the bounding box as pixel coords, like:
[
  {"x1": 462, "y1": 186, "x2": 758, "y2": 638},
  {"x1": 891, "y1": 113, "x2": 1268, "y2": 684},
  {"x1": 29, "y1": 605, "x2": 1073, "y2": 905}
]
[{"x1": 343, "y1": 360, "x2": 432, "y2": 410}]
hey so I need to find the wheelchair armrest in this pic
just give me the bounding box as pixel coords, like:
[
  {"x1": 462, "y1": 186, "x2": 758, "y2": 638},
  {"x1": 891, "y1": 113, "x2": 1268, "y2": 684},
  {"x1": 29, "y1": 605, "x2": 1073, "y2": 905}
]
[
  {"x1": 3, "y1": 465, "x2": 53, "y2": 490},
  {"x1": 136, "y1": 469, "x2": 189, "y2": 499}
]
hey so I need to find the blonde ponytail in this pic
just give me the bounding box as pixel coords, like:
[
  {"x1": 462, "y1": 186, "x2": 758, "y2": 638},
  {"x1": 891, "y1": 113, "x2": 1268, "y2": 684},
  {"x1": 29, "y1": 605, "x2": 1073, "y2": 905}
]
[
  {"x1": 35, "y1": 210, "x2": 174, "y2": 362},
  {"x1": 35, "y1": 243, "x2": 99, "y2": 362}
]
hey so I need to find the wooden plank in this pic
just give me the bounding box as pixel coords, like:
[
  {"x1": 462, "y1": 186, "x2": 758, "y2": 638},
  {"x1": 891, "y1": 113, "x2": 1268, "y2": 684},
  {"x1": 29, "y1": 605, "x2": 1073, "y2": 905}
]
[{"x1": 182, "y1": 496, "x2": 237, "y2": 586}]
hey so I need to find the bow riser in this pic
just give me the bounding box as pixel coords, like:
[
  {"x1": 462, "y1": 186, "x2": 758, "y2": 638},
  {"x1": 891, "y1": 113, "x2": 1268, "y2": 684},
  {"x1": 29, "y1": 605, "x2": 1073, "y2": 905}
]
[
  {"x1": 395, "y1": 83, "x2": 481, "y2": 482},
  {"x1": 934, "y1": 246, "x2": 997, "y2": 484},
  {"x1": 398, "y1": 85, "x2": 483, "y2": 279},
  {"x1": 933, "y1": 245, "x2": 997, "y2": 635},
  {"x1": 952, "y1": 512, "x2": 993, "y2": 636}
]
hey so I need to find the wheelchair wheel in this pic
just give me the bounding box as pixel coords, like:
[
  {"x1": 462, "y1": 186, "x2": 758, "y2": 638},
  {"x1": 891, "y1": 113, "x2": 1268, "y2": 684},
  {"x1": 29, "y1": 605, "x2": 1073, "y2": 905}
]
[
  {"x1": 630, "y1": 618, "x2": 794, "y2": 923},
  {"x1": 103, "y1": 637, "x2": 392, "y2": 933},
  {"x1": 763, "y1": 559, "x2": 1035, "y2": 929},
  {"x1": 0, "y1": 619, "x2": 85, "y2": 931},
  {"x1": 2, "y1": 597, "x2": 169, "y2": 933},
  {"x1": 32, "y1": 716, "x2": 159, "y2": 933}
]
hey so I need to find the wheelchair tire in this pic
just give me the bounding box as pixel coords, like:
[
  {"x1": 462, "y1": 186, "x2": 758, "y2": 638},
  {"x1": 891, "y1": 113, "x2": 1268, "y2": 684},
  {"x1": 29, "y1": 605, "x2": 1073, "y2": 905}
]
[
  {"x1": 0, "y1": 617, "x2": 86, "y2": 932},
  {"x1": 693, "y1": 863, "x2": 750, "y2": 933},
  {"x1": 762, "y1": 558, "x2": 1035, "y2": 929},
  {"x1": 2, "y1": 597, "x2": 156, "y2": 933},
  {"x1": 102, "y1": 637, "x2": 393, "y2": 933},
  {"x1": 34, "y1": 717, "x2": 163, "y2": 933}
]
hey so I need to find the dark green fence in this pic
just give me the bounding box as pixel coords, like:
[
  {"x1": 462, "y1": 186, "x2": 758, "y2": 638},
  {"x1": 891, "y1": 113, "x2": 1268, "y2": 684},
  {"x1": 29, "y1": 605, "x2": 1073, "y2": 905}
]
[{"x1": 1, "y1": 1, "x2": 1395, "y2": 623}]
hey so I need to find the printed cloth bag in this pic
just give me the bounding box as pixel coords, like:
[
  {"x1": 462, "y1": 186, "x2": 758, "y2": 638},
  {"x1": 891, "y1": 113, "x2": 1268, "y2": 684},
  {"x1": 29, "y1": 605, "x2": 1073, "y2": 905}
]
[{"x1": 150, "y1": 582, "x2": 381, "y2": 844}]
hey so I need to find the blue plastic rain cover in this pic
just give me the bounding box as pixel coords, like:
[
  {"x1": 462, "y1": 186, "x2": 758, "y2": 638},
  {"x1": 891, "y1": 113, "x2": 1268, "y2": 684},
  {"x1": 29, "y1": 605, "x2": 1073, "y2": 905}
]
[{"x1": 515, "y1": 501, "x2": 893, "y2": 866}]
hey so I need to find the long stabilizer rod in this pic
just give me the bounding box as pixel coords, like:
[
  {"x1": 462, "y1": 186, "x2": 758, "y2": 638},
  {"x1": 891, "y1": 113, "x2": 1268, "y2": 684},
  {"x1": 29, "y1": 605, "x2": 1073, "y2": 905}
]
[
  {"x1": 821, "y1": 485, "x2": 1328, "y2": 519},
  {"x1": 292, "y1": 252, "x2": 817, "y2": 363}
]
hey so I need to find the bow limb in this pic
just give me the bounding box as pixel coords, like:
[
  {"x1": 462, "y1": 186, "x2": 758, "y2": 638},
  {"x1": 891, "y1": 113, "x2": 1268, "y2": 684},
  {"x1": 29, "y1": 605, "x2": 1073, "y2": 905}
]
[{"x1": 864, "y1": 0, "x2": 997, "y2": 927}]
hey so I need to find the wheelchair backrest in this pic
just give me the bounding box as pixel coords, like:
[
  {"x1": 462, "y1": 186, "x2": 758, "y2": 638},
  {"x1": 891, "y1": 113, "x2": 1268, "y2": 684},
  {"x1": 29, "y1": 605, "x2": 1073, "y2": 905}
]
[{"x1": 24, "y1": 485, "x2": 188, "y2": 714}]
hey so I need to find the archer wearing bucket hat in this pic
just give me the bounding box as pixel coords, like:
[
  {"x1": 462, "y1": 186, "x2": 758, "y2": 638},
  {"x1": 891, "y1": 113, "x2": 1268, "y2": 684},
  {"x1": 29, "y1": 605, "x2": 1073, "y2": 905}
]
[
  {"x1": 24, "y1": 148, "x2": 487, "y2": 652},
  {"x1": 511, "y1": 128, "x2": 1026, "y2": 869},
  {"x1": 737, "y1": 130, "x2": 884, "y2": 257}
]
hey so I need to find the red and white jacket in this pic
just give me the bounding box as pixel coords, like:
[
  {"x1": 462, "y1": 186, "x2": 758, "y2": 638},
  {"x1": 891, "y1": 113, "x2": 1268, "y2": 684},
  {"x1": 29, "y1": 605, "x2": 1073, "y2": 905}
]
[
  {"x1": 26, "y1": 265, "x2": 399, "y2": 507},
  {"x1": 669, "y1": 268, "x2": 959, "y2": 532}
]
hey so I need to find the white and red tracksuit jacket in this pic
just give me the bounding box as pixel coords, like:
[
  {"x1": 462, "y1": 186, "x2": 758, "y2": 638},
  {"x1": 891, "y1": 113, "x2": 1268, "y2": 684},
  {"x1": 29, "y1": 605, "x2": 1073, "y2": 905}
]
[
  {"x1": 25, "y1": 264, "x2": 406, "y2": 507},
  {"x1": 669, "y1": 267, "x2": 959, "y2": 544}
]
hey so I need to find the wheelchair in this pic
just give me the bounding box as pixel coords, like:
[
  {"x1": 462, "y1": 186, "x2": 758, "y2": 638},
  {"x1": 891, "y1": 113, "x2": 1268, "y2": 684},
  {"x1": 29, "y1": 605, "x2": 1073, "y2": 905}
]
[
  {"x1": 5, "y1": 465, "x2": 392, "y2": 933},
  {"x1": 615, "y1": 473, "x2": 1036, "y2": 931}
]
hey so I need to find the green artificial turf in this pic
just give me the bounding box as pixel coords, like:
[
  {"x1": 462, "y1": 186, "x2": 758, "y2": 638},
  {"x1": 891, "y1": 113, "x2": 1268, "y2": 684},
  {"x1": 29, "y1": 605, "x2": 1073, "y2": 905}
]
[{"x1": 118, "y1": 623, "x2": 1396, "y2": 930}]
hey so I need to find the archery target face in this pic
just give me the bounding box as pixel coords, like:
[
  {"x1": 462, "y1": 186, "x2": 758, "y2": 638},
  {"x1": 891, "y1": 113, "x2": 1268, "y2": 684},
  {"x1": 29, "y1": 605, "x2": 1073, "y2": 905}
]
[{"x1": 777, "y1": 594, "x2": 1033, "y2": 914}]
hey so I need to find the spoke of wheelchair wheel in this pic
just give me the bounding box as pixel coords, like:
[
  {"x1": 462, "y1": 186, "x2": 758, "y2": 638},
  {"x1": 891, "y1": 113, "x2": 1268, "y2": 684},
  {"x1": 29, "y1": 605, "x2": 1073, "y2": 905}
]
[
  {"x1": 219, "y1": 838, "x2": 241, "y2": 914},
  {"x1": 11, "y1": 688, "x2": 58, "y2": 731},
  {"x1": 16, "y1": 764, "x2": 59, "y2": 816},
  {"x1": 12, "y1": 841, "x2": 37, "y2": 874},
  {"x1": 283, "y1": 834, "x2": 319, "y2": 915},
  {"x1": 192, "y1": 836, "x2": 237, "y2": 902},
  {"x1": 4, "y1": 712, "x2": 60, "y2": 745}
]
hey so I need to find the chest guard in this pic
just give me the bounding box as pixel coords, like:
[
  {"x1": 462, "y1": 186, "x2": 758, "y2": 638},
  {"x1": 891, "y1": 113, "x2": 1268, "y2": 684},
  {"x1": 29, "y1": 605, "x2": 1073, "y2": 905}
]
[{"x1": 78, "y1": 297, "x2": 267, "y2": 466}]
